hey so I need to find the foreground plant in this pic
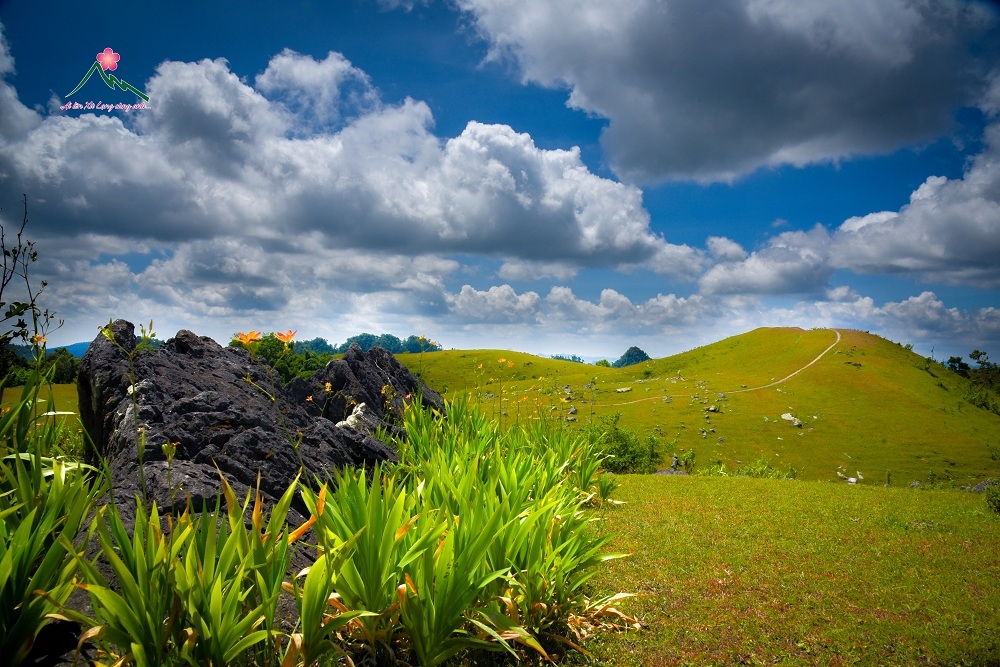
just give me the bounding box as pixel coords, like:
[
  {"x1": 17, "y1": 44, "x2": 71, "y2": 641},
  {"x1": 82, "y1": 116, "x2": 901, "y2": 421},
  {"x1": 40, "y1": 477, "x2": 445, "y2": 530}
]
[
  {"x1": 300, "y1": 395, "x2": 633, "y2": 664},
  {"x1": 64, "y1": 469, "x2": 306, "y2": 667},
  {"x1": 0, "y1": 450, "x2": 100, "y2": 666}
]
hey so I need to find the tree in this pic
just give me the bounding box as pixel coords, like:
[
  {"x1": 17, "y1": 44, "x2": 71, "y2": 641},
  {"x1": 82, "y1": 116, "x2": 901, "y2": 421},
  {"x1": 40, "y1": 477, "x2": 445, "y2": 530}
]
[
  {"x1": 48, "y1": 347, "x2": 80, "y2": 384},
  {"x1": 297, "y1": 337, "x2": 336, "y2": 355},
  {"x1": 595, "y1": 359, "x2": 611, "y2": 367},
  {"x1": 551, "y1": 354, "x2": 584, "y2": 363},
  {"x1": 0, "y1": 196, "x2": 61, "y2": 382},
  {"x1": 947, "y1": 356, "x2": 971, "y2": 376}
]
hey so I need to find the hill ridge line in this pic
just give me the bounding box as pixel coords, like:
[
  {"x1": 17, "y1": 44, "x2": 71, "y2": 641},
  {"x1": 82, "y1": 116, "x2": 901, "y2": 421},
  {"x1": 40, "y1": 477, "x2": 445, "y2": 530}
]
[{"x1": 604, "y1": 329, "x2": 842, "y2": 407}]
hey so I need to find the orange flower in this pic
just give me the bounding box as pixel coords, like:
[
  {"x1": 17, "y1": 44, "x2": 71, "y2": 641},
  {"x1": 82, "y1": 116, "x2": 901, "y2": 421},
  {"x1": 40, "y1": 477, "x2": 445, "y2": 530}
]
[
  {"x1": 30, "y1": 334, "x2": 46, "y2": 347},
  {"x1": 235, "y1": 331, "x2": 262, "y2": 346},
  {"x1": 306, "y1": 395, "x2": 313, "y2": 402},
  {"x1": 507, "y1": 361, "x2": 514, "y2": 368},
  {"x1": 498, "y1": 357, "x2": 506, "y2": 363},
  {"x1": 276, "y1": 329, "x2": 297, "y2": 344}
]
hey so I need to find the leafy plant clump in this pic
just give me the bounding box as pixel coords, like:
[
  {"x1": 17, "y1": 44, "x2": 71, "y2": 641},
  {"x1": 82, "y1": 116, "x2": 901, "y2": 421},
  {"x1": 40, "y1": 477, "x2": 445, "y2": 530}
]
[
  {"x1": 700, "y1": 457, "x2": 799, "y2": 480},
  {"x1": 586, "y1": 412, "x2": 660, "y2": 474},
  {"x1": 986, "y1": 483, "x2": 1000, "y2": 514}
]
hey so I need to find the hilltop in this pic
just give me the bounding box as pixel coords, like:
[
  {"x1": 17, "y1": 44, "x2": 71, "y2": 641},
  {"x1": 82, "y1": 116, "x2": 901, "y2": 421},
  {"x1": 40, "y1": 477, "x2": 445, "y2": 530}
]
[{"x1": 396, "y1": 327, "x2": 1000, "y2": 487}]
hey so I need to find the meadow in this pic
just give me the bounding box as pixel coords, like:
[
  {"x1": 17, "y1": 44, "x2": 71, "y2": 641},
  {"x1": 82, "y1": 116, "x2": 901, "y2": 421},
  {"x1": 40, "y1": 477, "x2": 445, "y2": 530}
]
[
  {"x1": 3, "y1": 327, "x2": 999, "y2": 665},
  {"x1": 397, "y1": 328, "x2": 1000, "y2": 488},
  {"x1": 582, "y1": 475, "x2": 1000, "y2": 666}
]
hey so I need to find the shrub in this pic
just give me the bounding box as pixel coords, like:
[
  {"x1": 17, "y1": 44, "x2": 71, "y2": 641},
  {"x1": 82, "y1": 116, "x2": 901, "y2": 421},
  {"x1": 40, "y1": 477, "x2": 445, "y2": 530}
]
[
  {"x1": 700, "y1": 457, "x2": 798, "y2": 480},
  {"x1": 587, "y1": 412, "x2": 659, "y2": 474},
  {"x1": 986, "y1": 483, "x2": 1000, "y2": 514}
]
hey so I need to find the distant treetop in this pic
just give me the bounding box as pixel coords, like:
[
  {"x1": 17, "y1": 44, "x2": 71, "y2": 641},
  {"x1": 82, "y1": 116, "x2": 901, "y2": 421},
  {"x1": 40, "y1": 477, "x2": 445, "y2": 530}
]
[
  {"x1": 551, "y1": 354, "x2": 584, "y2": 363},
  {"x1": 332, "y1": 333, "x2": 442, "y2": 354}
]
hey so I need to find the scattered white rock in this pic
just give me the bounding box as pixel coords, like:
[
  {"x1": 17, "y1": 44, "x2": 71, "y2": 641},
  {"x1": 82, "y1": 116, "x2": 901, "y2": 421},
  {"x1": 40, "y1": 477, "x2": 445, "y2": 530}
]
[
  {"x1": 336, "y1": 402, "x2": 368, "y2": 429},
  {"x1": 616, "y1": 387, "x2": 632, "y2": 393}
]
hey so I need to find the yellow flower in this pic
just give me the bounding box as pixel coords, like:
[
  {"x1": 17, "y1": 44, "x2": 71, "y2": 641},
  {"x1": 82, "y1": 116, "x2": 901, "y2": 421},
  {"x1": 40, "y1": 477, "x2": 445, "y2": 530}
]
[
  {"x1": 324, "y1": 381, "x2": 332, "y2": 393},
  {"x1": 477, "y1": 363, "x2": 483, "y2": 370},
  {"x1": 235, "y1": 331, "x2": 262, "y2": 345},
  {"x1": 276, "y1": 329, "x2": 297, "y2": 344},
  {"x1": 498, "y1": 357, "x2": 506, "y2": 363},
  {"x1": 507, "y1": 361, "x2": 514, "y2": 368}
]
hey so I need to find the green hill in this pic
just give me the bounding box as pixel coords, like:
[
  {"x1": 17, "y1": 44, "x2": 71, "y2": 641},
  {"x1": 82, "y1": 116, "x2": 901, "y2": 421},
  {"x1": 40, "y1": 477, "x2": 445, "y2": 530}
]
[{"x1": 399, "y1": 328, "x2": 1000, "y2": 487}]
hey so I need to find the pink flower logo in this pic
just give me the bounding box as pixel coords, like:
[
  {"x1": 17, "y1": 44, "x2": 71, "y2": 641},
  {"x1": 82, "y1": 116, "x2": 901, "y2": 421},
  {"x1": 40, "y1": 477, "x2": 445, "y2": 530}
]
[{"x1": 96, "y1": 48, "x2": 120, "y2": 71}]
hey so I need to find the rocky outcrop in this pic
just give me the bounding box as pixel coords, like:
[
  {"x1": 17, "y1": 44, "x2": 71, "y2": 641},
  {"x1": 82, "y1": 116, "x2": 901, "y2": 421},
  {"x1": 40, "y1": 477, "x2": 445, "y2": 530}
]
[{"x1": 77, "y1": 321, "x2": 443, "y2": 518}]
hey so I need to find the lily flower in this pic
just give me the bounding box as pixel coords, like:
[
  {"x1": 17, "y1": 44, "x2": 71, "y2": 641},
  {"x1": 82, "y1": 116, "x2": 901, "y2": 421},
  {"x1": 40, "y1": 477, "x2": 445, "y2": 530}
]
[
  {"x1": 276, "y1": 329, "x2": 297, "y2": 344},
  {"x1": 235, "y1": 331, "x2": 262, "y2": 346}
]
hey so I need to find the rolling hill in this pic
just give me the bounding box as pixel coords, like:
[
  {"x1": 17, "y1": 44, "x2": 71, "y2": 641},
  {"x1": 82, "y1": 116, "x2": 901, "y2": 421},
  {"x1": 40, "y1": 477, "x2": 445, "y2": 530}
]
[{"x1": 397, "y1": 327, "x2": 1000, "y2": 487}]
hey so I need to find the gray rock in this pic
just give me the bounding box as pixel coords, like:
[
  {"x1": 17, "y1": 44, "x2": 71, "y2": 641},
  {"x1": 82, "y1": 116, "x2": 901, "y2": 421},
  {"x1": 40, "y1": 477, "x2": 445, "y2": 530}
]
[
  {"x1": 971, "y1": 479, "x2": 997, "y2": 493},
  {"x1": 78, "y1": 321, "x2": 443, "y2": 518}
]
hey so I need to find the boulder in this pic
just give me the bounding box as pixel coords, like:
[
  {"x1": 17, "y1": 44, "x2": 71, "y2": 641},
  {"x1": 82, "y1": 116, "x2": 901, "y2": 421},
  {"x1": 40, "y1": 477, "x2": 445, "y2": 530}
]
[
  {"x1": 972, "y1": 479, "x2": 996, "y2": 493},
  {"x1": 78, "y1": 321, "x2": 443, "y2": 519},
  {"x1": 780, "y1": 412, "x2": 802, "y2": 427}
]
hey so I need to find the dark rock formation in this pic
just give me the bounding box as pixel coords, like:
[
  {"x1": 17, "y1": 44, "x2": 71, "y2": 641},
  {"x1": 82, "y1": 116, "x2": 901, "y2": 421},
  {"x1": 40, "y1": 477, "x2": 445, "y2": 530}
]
[{"x1": 77, "y1": 320, "x2": 444, "y2": 518}]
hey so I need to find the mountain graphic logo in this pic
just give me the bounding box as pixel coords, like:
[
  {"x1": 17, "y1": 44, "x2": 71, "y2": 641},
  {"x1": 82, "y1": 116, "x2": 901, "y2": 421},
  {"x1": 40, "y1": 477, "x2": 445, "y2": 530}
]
[{"x1": 66, "y1": 48, "x2": 149, "y2": 102}]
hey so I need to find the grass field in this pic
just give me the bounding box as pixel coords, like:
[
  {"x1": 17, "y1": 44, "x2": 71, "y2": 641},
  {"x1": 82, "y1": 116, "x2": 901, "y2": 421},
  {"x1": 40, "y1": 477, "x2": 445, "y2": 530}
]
[
  {"x1": 2, "y1": 382, "x2": 79, "y2": 414},
  {"x1": 3, "y1": 328, "x2": 999, "y2": 664},
  {"x1": 398, "y1": 327, "x2": 1000, "y2": 487},
  {"x1": 581, "y1": 475, "x2": 1000, "y2": 666}
]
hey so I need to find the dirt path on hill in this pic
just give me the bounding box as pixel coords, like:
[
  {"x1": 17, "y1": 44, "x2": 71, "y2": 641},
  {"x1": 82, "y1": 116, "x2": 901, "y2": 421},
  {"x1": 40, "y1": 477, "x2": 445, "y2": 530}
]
[{"x1": 602, "y1": 329, "x2": 842, "y2": 408}]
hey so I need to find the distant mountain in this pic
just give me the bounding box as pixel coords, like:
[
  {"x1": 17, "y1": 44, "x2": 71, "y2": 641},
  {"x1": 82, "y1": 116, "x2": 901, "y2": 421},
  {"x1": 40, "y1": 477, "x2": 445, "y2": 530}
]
[
  {"x1": 613, "y1": 346, "x2": 651, "y2": 368},
  {"x1": 61, "y1": 342, "x2": 92, "y2": 358},
  {"x1": 10, "y1": 341, "x2": 91, "y2": 359}
]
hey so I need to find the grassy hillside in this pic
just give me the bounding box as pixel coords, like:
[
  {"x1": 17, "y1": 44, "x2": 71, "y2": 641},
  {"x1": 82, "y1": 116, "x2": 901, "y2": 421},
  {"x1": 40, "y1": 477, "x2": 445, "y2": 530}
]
[
  {"x1": 7, "y1": 327, "x2": 998, "y2": 486},
  {"x1": 582, "y1": 474, "x2": 1000, "y2": 666},
  {"x1": 400, "y1": 328, "x2": 1000, "y2": 487}
]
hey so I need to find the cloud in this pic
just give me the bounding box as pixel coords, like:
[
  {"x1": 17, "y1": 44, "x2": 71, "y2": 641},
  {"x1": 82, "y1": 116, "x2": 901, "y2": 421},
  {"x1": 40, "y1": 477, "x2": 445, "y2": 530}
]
[
  {"x1": 830, "y1": 123, "x2": 1000, "y2": 287},
  {"x1": 446, "y1": 284, "x2": 541, "y2": 322},
  {"x1": 0, "y1": 25, "x2": 41, "y2": 142},
  {"x1": 498, "y1": 259, "x2": 578, "y2": 281},
  {"x1": 694, "y1": 116, "x2": 1000, "y2": 294},
  {"x1": 255, "y1": 49, "x2": 379, "y2": 133},
  {"x1": 699, "y1": 225, "x2": 832, "y2": 294},
  {"x1": 0, "y1": 48, "x2": 690, "y2": 269},
  {"x1": 0, "y1": 40, "x2": 708, "y2": 344},
  {"x1": 707, "y1": 236, "x2": 747, "y2": 261},
  {"x1": 457, "y1": 0, "x2": 1000, "y2": 183}
]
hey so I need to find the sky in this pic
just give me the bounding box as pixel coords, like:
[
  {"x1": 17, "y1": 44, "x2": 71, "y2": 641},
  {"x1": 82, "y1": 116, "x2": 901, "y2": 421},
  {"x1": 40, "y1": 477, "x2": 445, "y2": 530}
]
[{"x1": 0, "y1": 0, "x2": 998, "y2": 362}]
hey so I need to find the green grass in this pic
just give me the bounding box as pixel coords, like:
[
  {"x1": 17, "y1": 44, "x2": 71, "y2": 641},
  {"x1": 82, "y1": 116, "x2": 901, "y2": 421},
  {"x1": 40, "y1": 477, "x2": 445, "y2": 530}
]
[
  {"x1": 2, "y1": 383, "x2": 79, "y2": 415},
  {"x1": 4, "y1": 338, "x2": 1000, "y2": 665},
  {"x1": 582, "y1": 474, "x2": 1000, "y2": 666},
  {"x1": 402, "y1": 328, "x2": 1000, "y2": 487}
]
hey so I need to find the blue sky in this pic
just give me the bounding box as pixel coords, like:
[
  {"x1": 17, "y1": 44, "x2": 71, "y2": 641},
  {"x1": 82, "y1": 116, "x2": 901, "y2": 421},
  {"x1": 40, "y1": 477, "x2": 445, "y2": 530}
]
[{"x1": 0, "y1": 0, "x2": 998, "y2": 362}]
